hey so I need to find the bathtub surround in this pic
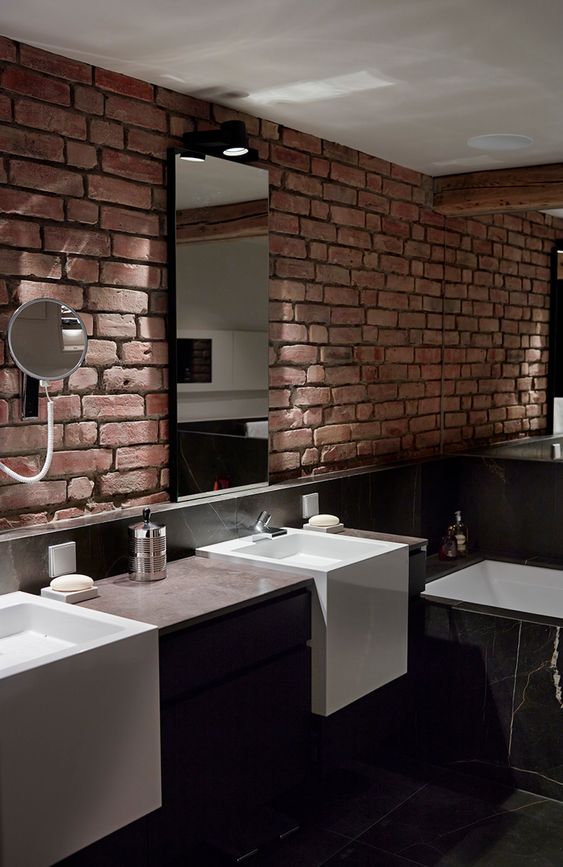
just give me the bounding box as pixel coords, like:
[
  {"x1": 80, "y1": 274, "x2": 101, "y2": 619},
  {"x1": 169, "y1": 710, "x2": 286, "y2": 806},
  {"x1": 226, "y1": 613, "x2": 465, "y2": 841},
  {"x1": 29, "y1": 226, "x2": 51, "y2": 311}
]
[
  {"x1": 0, "y1": 36, "x2": 561, "y2": 527},
  {"x1": 411, "y1": 603, "x2": 563, "y2": 801}
]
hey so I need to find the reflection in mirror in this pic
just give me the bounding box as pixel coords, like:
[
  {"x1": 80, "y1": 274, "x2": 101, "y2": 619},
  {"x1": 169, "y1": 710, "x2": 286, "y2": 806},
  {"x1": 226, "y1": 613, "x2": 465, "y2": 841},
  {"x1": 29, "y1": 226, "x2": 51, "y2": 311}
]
[
  {"x1": 8, "y1": 298, "x2": 88, "y2": 381},
  {"x1": 172, "y1": 153, "x2": 269, "y2": 499}
]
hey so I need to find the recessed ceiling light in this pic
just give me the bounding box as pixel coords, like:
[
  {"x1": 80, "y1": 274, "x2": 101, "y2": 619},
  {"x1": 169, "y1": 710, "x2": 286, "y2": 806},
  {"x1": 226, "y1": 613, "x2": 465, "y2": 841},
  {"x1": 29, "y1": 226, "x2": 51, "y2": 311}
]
[{"x1": 467, "y1": 134, "x2": 534, "y2": 151}]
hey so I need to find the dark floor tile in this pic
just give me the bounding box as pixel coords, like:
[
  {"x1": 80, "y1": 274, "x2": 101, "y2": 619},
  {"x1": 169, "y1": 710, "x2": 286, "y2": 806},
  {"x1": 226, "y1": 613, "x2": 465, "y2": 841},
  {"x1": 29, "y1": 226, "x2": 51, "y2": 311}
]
[
  {"x1": 253, "y1": 827, "x2": 347, "y2": 867},
  {"x1": 275, "y1": 762, "x2": 426, "y2": 838},
  {"x1": 321, "y1": 840, "x2": 420, "y2": 866},
  {"x1": 360, "y1": 776, "x2": 563, "y2": 867}
]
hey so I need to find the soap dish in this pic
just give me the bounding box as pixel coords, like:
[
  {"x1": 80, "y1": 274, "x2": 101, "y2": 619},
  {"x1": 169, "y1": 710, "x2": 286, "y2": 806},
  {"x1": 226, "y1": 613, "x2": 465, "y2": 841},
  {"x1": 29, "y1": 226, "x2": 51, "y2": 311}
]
[
  {"x1": 41, "y1": 586, "x2": 100, "y2": 604},
  {"x1": 302, "y1": 522, "x2": 345, "y2": 534}
]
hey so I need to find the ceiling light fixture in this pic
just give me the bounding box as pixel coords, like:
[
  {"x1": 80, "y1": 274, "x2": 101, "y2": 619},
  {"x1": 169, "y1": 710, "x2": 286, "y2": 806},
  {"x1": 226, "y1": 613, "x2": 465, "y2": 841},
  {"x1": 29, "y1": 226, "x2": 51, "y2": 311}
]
[
  {"x1": 467, "y1": 133, "x2": 534, "y2": 151},
  {"x1": 182, "y1": 121, "x2": 258, "y2": 163}
]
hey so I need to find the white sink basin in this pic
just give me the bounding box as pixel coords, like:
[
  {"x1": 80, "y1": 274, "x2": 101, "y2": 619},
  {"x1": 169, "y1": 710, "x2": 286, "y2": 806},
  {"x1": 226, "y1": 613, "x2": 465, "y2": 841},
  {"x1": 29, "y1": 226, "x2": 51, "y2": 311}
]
[
  {"x1": 197, "y1": 529, "x2": 409, "y2": 716},
  {"x1": 0, "y1": 592, "x2": 161, "y2": 867}
]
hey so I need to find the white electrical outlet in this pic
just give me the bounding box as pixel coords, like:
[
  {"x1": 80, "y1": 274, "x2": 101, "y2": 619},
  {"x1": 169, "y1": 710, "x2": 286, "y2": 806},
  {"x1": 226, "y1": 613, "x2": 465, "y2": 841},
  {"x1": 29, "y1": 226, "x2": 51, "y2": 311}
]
[
  {"x1": 48, "y1": 541, "x2": 76, "y2": 578},
  {"x1": 302, "y1": 492, "x2": 319, "y2": 520}
]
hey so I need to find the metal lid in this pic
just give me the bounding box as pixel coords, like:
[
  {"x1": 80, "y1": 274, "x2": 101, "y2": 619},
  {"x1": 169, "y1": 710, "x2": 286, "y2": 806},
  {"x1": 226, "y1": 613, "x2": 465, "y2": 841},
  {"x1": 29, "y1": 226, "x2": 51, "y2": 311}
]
[{"x1": 129, "y1": 507, "x2": 166, "y2": 538}]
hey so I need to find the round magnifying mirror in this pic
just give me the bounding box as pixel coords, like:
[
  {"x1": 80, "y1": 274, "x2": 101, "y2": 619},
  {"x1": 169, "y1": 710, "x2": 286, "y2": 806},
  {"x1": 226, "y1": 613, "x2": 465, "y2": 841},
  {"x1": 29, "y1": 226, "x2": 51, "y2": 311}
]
[{"x1": 7, "y1": 298, "x2": 88, "y2": 381}]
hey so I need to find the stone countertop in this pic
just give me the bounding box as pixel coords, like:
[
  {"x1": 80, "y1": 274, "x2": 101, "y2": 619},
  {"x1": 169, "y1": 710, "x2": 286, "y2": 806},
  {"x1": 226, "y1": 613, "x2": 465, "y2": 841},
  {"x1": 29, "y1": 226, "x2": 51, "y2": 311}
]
[
  {"x1": 340, "y1": 528, "x2": 427, "y2": 550},
  {"x1": 79, "y1": 527, "x2": 423, "y2": 633},
  {"x1": 80, "y1": 556, "x2": 312, "y2": 635}
]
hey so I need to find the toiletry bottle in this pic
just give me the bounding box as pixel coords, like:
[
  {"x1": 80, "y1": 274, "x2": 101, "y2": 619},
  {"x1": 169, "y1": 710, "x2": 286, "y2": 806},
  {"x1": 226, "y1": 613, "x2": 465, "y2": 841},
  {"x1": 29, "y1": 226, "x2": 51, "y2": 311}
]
[
  {"x1": 453, "y1": 510, "x2": 468, "y2": 557},
  {"x1": 439, "y1": 525, "x2": 458, "y2": 561}
]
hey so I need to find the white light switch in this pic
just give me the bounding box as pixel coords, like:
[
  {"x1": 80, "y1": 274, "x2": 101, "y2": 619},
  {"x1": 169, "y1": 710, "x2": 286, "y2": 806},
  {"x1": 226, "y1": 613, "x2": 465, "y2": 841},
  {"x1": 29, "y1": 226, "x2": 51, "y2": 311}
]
[
  {"x1": 302, "y1": 492, "x2": 319, "y2": 520},
  {"x1": 48, "y1": 542, "x2": 76, "y2": 578}
]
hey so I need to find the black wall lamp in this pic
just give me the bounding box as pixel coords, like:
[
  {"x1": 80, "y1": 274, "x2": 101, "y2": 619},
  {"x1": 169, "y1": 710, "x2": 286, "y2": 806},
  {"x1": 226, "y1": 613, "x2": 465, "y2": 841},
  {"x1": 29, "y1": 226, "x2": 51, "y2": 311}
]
[{"x1": 182, "y1": 120, "x2": 258, "y2": 163}]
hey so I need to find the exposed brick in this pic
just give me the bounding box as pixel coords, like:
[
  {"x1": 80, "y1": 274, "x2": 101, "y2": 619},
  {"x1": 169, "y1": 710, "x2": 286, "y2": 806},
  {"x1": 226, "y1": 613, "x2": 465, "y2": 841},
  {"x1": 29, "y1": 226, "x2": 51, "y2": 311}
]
[
  {"x1": 2, "y1": 67, "x2": 70, "y2": 104},
  {"x1": 83, "y1": 394, "x2": 145, "y2": 420},
  {"x1": 67, "y1": 198, "x2": 99, "y2": 224},
  {"x1": 75, "y1": 86, "x2": 104, "y2": 115},
  {"x1": 14, "y1": 280, "x2": 83, "y2": 307},
  {"x1": 99, "y1": 420, "x2": 158, "y2": 446},
  {"x1": 96, "y1": 313, "x2": 137, "y2": 338},
  {"x1": 0, "y1": 93, "x2": 12, "y2": 122},
  {"x1": 111, "y1": 234, "x2": 167, "y2": 263},
  {"x1": 101, "y1": 149, "x2": 163, "y2": 184},
  {"x1": 0, "y1": 481, "x2": 67, "y2": 512},
  {"x1": 98, "y1": 469, "x2": 158, "y2": 496},
  {"x1": 0, "y1": 124, "x2": 64, "y2": 161},
  {"x1": 0, "y1": 40, "x2": 558, "y2": 520},
  {"x1": 66, "y1": 140, "x2": 97, "y2": 168},
  {"x1": 88, "y1": 175, "x2": 151, "y2": 209},
  {"x1": 100, "y1": 261, "x2": 160, "y2": 288},
  {"x1": 100, "y1": 206, "x2": 160, "y2": 236},
  {"x1": 0, "y1": 218, "x2": 41, "y2": 248},
  {"x1": 0, "y1": 36, "x2": 16, "y2": 62},
  {"x1": 105, "y1": 95, "x2": 166, "y2": 131},
  {"x1": 120, "y1": 340, "x2": 167, "y2": 365},
  {"x1": 88, "y1": 287, "x2": 148, "y2": 313},
  {"x1": 89, "y1": 118, "x2": 125, "y2": 148},
  {"x1": 15, "y1": 99, "x2": 86, "y2": 139},
  {"x1": 66, "y1": 256, "x2": 100, "y2": 282},
  {"x1": 95, "y1": 68, "x2": 154, "y2": 101},
  {"x1": 50, "y1": 449, "x2": 112, "y2": 475},
  {"x1": 19, "y1": 43, "x2": 91, "y2": 83},
  {"x1": 116, "y1": 444, "x2": 168, "y2": 469},
  {"x1": 10, "y1": 159, "x2": 83, "y2": 196},
  {"x1": 44, "y1": 227, "x2": 110, "y2": 257},
  {"x1": 0, "y1": 250, "x2": 62, "y2": 279}
]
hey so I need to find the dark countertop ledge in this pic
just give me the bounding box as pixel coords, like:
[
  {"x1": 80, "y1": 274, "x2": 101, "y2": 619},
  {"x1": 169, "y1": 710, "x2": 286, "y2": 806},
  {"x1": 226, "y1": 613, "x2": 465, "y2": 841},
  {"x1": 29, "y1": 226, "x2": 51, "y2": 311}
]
[
  {"x1": 80, "y1": 556, "x2": 312, "y2": 635},
  {"x1": 80, "y1": 527, "x2": 425, "y2": 633}
]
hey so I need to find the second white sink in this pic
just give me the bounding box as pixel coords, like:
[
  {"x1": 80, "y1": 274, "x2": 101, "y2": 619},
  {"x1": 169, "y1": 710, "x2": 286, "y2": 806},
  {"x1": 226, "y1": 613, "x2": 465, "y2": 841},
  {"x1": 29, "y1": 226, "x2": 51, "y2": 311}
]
[{"x1": 197, "y1": 528, "x2": 409, "y2": 716}]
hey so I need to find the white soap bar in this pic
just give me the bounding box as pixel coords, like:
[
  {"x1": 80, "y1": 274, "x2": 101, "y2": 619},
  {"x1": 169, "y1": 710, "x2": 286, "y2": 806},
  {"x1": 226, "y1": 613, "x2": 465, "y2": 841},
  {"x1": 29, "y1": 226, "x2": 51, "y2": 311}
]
[
  {"x1": 50, "y1": 573, "x2": 94, "y2": 592},
  {"x1": 309, "y1": 514, "x2": 341, "y2": 528}
]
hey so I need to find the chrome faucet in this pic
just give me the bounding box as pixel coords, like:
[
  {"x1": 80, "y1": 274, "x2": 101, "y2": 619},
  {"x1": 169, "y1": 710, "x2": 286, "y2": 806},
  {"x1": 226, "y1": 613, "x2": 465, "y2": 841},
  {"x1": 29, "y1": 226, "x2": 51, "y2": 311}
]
[{"x1": 252, "y1": 510, "x2": 287, "y2": 540}]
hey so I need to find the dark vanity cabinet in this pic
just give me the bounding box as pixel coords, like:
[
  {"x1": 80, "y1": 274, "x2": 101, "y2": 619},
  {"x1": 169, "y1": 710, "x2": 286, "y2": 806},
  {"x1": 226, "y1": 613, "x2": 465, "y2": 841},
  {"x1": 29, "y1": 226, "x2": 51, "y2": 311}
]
[
  {"x1": 151, "y1": 587, "x2": 311, "y2": 862},
  {"x1": 59, "y1": 587, "x2": 311, "y2": 867}
]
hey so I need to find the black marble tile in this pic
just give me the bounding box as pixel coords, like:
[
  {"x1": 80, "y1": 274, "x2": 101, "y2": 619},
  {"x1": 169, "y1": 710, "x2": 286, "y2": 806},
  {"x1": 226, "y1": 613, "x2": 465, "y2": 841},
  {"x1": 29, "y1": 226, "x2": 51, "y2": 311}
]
[
  {"x1": 340, "y1": 472, "x2": 372, "y2": 532},
  {"x1": 274, "y1": 762, "x2": 426, "y2": 840},
  {"x1": 321, "y1": 841, "x2": 421, "y2": 866},
  {"x1": 509, "y1": 621, "x2": 563, "y2": 800},
  {"x1": 253, "y1": 828, "x2": 347, "y2": 867},
  {"x1": 358, "y1": 768, "x2": 554, "y2": 867},
  {"x1": 458, "y1": 457, "x2": 558, "y2": 560},
  {"x1": 420, "y1": 458, "x2": 461, "y2": 555},
  {"x1": 369, "y1": 464, "x2": 421, "y2": 538}
]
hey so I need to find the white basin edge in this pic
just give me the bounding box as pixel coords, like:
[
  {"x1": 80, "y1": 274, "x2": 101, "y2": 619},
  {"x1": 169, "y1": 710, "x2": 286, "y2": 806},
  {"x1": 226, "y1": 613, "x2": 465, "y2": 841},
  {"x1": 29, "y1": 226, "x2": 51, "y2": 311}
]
[
  {"x1": 197, "y1": 527, "x2": 407, "y2": 572},
  {"x1": 0, "y1": 591, "x2": 156, "y2": 680}
]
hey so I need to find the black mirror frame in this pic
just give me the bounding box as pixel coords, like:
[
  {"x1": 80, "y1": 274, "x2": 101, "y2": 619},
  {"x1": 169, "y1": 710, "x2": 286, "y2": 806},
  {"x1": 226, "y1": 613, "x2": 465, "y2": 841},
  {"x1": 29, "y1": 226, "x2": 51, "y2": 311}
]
[{"x1": 547, "y1": 240, "x2": 563, "y2": 435}]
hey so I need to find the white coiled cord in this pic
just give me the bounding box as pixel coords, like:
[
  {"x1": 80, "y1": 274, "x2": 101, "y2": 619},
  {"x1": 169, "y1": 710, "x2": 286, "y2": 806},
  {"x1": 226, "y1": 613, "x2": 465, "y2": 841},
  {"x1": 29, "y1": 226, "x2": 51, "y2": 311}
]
[{"x1": 0, "y1": 383, "x2": 54, "y2": 483}]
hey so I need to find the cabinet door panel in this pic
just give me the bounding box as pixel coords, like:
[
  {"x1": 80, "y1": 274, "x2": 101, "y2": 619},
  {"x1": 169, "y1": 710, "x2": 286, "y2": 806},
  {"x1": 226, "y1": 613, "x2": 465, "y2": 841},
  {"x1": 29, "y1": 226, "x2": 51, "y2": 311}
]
[
  {"x1": 151, "y1": 647, "x2": 310, "y2": 861},
  {"x1": 159, "y1": 590, "x2": 311, "y2": 701}
]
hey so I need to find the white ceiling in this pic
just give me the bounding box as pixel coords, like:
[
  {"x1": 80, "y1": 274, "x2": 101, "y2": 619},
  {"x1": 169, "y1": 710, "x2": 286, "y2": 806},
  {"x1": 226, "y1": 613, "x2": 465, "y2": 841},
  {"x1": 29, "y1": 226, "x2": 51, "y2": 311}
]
[{"x1": 1, "y1": 0, "x2": 563, "y2": 175}]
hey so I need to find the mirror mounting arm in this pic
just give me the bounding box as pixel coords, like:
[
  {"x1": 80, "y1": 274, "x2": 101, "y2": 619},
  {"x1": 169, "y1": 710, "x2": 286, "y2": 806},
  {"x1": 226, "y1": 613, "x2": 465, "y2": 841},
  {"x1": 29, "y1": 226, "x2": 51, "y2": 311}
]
[
  {"x1": 0, "y1": 383, "x2": 55, "y2": 484},
  {"x1": 22, "y1": 373, "x2": 40, "y2": 420}
]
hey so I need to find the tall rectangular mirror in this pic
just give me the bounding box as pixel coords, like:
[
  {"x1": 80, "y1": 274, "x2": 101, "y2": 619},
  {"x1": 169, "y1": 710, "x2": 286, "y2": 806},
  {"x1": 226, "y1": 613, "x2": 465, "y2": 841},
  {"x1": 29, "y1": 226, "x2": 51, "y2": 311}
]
[{"x1": 168, "y1": 151, "x2": 269, "y2": 500}]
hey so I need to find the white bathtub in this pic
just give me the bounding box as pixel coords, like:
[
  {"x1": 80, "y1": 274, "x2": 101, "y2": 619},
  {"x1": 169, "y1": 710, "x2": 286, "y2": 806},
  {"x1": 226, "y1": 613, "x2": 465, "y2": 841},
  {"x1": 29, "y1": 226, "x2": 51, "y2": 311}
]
[{"x1": 422, "y1": 559, "x2": 563, "y2": 621}]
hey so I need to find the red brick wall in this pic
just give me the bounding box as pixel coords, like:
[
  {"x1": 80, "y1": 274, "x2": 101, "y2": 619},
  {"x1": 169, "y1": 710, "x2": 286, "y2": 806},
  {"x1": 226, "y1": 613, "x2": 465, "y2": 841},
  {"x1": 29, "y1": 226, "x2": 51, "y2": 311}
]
[{"x1": 0, "y1": 35, "x2": 561, "y2": 527}]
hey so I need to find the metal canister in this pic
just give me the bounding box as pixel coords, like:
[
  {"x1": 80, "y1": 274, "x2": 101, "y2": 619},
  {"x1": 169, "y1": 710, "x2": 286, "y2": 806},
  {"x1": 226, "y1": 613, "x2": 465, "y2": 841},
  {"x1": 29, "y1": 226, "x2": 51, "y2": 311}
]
[{"x1": 128, "y1": 508, "x2": 167, "y2": 582}]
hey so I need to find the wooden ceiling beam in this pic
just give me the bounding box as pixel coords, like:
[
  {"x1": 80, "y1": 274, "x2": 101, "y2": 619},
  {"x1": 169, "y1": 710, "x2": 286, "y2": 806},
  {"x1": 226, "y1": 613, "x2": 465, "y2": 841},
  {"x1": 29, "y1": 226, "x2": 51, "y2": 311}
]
[
  {"x1": 176, "y1": 199, "x2": 268, "y2": 243},
  {"x1": 433, "y1": 163, "x2": 563, "y2": 216}
]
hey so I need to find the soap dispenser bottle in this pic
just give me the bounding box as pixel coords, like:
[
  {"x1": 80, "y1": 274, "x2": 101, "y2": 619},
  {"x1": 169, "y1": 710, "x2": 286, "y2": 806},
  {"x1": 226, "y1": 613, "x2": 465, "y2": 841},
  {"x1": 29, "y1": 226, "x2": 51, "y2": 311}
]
[
  {"x1": 439, "y1": 524, "x2": 458, "y2": 561},
  {"x1": 453, "y1": 510, "x2": 468, "y2": 557}
]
